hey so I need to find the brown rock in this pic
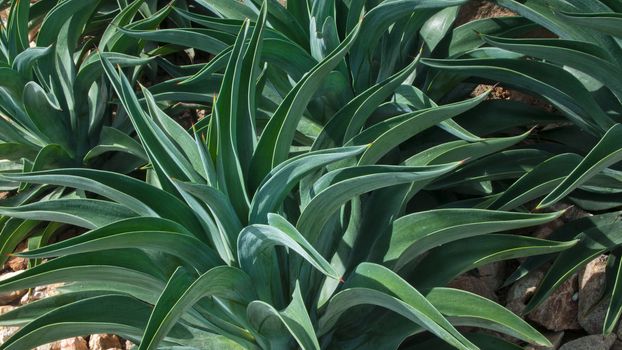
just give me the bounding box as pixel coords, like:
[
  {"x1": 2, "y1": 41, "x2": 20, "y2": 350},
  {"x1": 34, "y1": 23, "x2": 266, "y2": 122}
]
[
  {"x1": 35, "y1": 342, "x2": 62, "y2": 350},
  {"x1": 506, "y1": 270, "x2": 580, "y2": 331},
  {"x1": 455, "y1": 0, "x2": 516, "y2": 26},
  {"x1": 0, "y1": 271, "x2": 27, "y2": 305},
  {"x1": 0, "y1": 305, "x2": 17, "y2": 343},
  {"x1": 89, "y1": 334, "x2": 123, "y2": 350},
  {"x1": 477, "y1": 261, "x2": 506, "y2": 291},
  {"x1": 60, "y1": 337, "x2": 88, "y2": 350},
  {"x1": 448, "y1": 275, "x2": 497, "y2": 301},
  {"x1": 578, "y1": 255, "x2": 610, "y2": 334},
  {"x1": 125, "y1": 340, "x2": 135, "y2": 349},
  {"x1": 559, "y1": 334, "x2": 616, "y2": 350},
  {"x1": 612, "y1": 340, "x2": 622, "y2": 350},
  {"x1": 5, "y1": 241, "x2": 28, "y2": 272},
  {"x1": 525, "y1": 331, "x2": 564, "y2": 350},
  {"x1": 21, "y1": 283, "x2": 62, "y2": 304}
]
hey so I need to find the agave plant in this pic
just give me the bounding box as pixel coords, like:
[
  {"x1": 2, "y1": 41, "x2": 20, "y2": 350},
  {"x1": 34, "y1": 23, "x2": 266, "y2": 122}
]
[
  {"x1": 0, "y1": 0, "x2": 189, "y2": 272},
  {"x1": 417, "y1": 0, "x2": 622, "y2": 336},
  {"x1": 0, "y1": 1, "x2": 584, "y2": 349}
]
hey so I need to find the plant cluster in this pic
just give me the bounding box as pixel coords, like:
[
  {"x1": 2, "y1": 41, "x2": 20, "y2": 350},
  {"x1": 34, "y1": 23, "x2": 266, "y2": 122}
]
[{"x1": 0, "y1": 0, "x2": 619, "y2": 349}]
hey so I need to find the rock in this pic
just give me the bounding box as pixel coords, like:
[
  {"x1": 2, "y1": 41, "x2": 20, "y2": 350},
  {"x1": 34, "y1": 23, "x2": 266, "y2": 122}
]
[
  {"x1": 35, "y1": 342, "x2": 61, "y2": 350},
  {"x1": 125, "y1": 340, "x2": 135, "y2": 349},
  {"x1": 559, "y1": 334, "x2": 616, "y2": 350},
  {"x1": 578, "y1": 255, "x2": 609, "y2": 334},
  {"x1": 448, "y1": 275, "x2": 497, "y2": 301},
  {"x1": 0, "y1": 271, "x2": 27, "y2": 305},
  {"x1": 525, "y1": 331, "x2": 564, "y2": 350},
  {"x1": 477, "y1": 261, "x2": 506, "y2": 291},
  {"x1": 89, "y1": 334, "x2": 123, "y2": 350},
  {"x1": 612, "y1": 340, "x2": 622, "y2": 350},
  {"x1": 455, "y1": 0, "x2": 516, "y2": 26},
  {"x1": 0, "y1": 305, "x2": 17, "y2": 343},
  {"x1": 59, "y1": 337, "x2": 88, "y2": 350},
  {"x1": 506, "y1": 270, "x2": 580, "y2": 331},
  {"x1": 21, "y1": 283, "x2": 62, "y2": 304},
  {"x1": 5, "y1": 241, "x2": 28, "y2": 272}
]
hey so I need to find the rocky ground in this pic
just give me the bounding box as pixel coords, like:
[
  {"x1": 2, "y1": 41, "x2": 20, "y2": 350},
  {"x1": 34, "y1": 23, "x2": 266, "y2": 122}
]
[{"x1": 449, "y1": 205, "x2": 622, "y2": 350}]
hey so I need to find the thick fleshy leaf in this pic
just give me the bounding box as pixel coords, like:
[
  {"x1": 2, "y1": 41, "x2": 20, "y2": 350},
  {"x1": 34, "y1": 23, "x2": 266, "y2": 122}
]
[
  {"x1": 409, "y1": 235, "x2": 577, "y2": 290},
  {"x1": 427, "y1": 288, "x2": 551, "y2": 346},
  {"x1": 247, "y1": 282, "x2": 319, "y2": 350},
  {"x1": 0, "y1": 295, "x2": 190, "y2": 350},
  {"x1": 18, "y1": 217, "x2": 222, "y2": 272},
  {"x1": 524, "y1": 216, "x2": 622, "y2": 314},
  {"x1": 319, "y1": 263, "x2": 477, "y2": 350},
  {"x1": 538, "y1": 124, "x2": 622, "y2": 208},
  {"x1": 0, "y1": 199, "x2": 135, "y2": 229},
  {"x1": 138, "y1": 266, "x2": 255, "y2": 350},
  {"x1": 386, "y1": 209, "x2": 564, "y2": 270},
  {"x1": 248, "y1": 22, "x2": 360, "y2": 189},
  {"x1": 249, "y1": 146, "x2": 366, "y2": 223}
]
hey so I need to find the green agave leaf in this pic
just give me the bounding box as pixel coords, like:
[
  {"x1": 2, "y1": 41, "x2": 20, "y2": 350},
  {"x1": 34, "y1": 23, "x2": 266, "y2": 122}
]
[
  {"x1": 349, "y1": 0, "x2": 467, "y2": 91},
  {"x1": 421, "y1": 58, "x2": 613, "y2": 135},
  {"x1": 1, "y1": 169, "x2": 202, "y2": 232},
  {"x1": 0, "y1": 290, "x2": 112, "y2": 326},
  {"x1": 22, "y1": 82, "x2": 72, "y2": 152},
  {"x1": 250, "y1": 146, "x2": 366, "y2": 224},
  {"x1": 138, "y1": 266, "x2": 255, "y2": 350},
  {"x1": 427, "y1": 288, "x2": 550, "y2": 346},
  {"x1": 428, "y1": 149, "x2": 551, "y2": 191},
  {"x1": 84, "y1": 126, "x2": 147, "y2": 162},
  {"x1": 75, "y1": 52, "x2": 154, "y2": 96},
  {"x1": 0, "y1": 250, "x2": 166, "y2": 302},
  {"x1": 141, "y1": 86, "x2": 204, "y2": 182},
  {"x1": 248, "y1": 21, "x2": 360, "y2": 190},
  {"x1": 98, "y1": 0, "x2": 147, "y2": 50},
  {"x1": 434, "y1": 16, "x2": 534, "y2": 59},
  {"x1": 213, "y1": 3, "x2": 266, "y2": 220},
  {"x1": 386, "y1": 209, "x2": 564, "y2": 270},
  {"x1": 118, "y1": 27, "x2": 232, "y2": 55},
  {"x1": 352, "y1": 92, "x2": 488, "y2": 164},
  {"x1": 405, "y1": 129, "x2": 531, "y2": 166},
  {"x1": 0, "y1": 295, "x2": 188, "y2": 350},
  {"x1": 524, "y1": 217, "x2": 622, "y2": 314},
  {"x1": 0, "y1": 218, "x2": 38, "y2": 267},
  {"x1": 410, "y1": 235, "x2": 577, "y2": 290},
  {"x1": 558, "y1": 10, "x2": 622, "y2": 38},
  {"x1": 538, "y1": 124, "x2": 622, "y2": 208},
  {"x1": 12, "y1": 46, "x2": 53, "y2": 80},
  {"x1": 0, "y1": 199, "x2": 135, "y2": 229},
  {"x1": 5, "y1": 0, "x2": 30, "y2": 61},
  {"x1": 319, "y1": 263, "x2": 477, "y2": 350},
  {"x1": 480, "y1": 34, "x2": 622, "y2": 101},
  {"x1": 239, "y1": 214, "x2": 340, "y2": 281},
  {"x1": 173, "y1": 180, "x2": 242, "y2": 258},
  {"x1": 503, "y1": 212, "x2": 622, "y2": 288},
  {"x1": 488, "y1": 153, "x2": 582, "y2": 211},
  {"x1": 247, "y1": 282, "x2": 319, "y2": 350},
  {"x1": 312, "y1": 53, "x2": 419, "y2": 152},
  {"x1": 492, "y1": 0, "x2": 622, "y2": 67},
  {"x1": 17, "y1": 217, "x2": 222, "y2": 272},
  {"x1": 420, "y1": 6, "x2": 459, "y2": 52},
  {"x1": 298, "y1": 162, "x2": 461, "y2": 250}
]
